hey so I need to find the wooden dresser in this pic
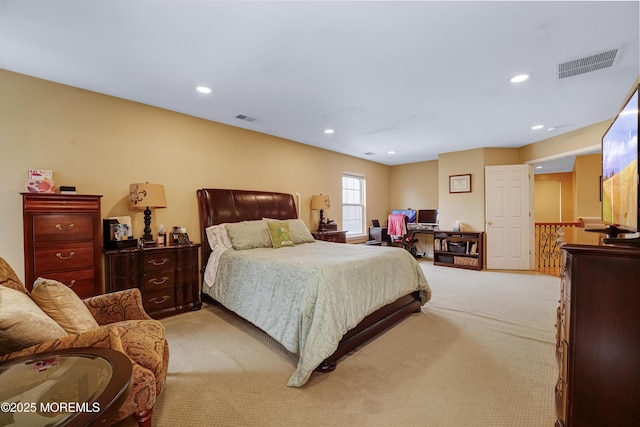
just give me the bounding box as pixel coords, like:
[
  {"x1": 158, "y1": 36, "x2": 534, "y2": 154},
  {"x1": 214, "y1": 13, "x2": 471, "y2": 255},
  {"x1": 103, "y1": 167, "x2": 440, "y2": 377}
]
[
  {"x1": 104, "y1": 243, "x2": 201, "y2": 318},
  {"x1": 555, "y1": 244, "x2": 640, "y2": 426},
  {"x1": 22, "y1": 193, "x2": 102, "y2": 298}
]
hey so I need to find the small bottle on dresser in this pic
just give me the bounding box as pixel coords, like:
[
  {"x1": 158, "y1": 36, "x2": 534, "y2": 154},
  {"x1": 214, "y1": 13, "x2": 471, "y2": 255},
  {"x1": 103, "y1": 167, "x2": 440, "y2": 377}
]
[{"x1": 158, "y1": 224, "x2": 166, "y2": 246}]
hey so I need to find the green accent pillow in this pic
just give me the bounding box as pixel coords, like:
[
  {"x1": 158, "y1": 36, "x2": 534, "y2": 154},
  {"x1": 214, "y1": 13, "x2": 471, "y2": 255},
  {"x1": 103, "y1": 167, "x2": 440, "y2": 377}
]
[{"x1": 267, "y1": 221, "x2": 295, "y2": 248}]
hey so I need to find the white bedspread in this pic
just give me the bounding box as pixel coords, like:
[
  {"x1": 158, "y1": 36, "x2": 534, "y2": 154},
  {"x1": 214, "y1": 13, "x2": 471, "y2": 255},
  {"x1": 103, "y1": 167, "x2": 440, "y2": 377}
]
[{"x1": 203, "y1": 241, "x2": 431, "y2": 386}]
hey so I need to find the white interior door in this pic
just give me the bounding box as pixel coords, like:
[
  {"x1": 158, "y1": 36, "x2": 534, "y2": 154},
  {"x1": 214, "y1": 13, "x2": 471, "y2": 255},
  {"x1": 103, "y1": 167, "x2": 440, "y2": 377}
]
[{"x1": 485, "y1": 165, "x2": 534, "y2": 270}]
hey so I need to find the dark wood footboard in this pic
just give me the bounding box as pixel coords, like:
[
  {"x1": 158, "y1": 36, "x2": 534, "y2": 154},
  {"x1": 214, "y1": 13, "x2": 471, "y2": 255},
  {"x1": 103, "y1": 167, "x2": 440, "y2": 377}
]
[
  {"x1": 203, "y1": 290, "x2": 423, "y2": 374},
  {"x1": 317, "y1": 291, "x2": 422, "y2": 371}
]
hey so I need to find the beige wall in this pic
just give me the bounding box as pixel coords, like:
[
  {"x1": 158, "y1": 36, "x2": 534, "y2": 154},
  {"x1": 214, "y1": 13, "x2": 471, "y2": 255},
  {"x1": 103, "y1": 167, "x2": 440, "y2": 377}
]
[
  {"x1": 574, "y1": 153, "x2": 603, "y2": 245},
  {"x1": 436, "y1": 148, "x2": 486, "y2": 231},
  {"x1": 518, "y1": 122, "x2": 608, "y2": 163},
  {"x1": 0, "y1": 70, "x2": 390, "y2": 279},
  {"x1": 535, "y1": 173, "x2": 575, "y2": 222},
  {"x1": 484, "y1": 147, "x2": 520, "y2": 166},
  {"x1": 388, "y1": 160, "x2": 438, "y2": 211},
  {"x1": 573, "y1": 154, "x2": 601, "y2": 219}
]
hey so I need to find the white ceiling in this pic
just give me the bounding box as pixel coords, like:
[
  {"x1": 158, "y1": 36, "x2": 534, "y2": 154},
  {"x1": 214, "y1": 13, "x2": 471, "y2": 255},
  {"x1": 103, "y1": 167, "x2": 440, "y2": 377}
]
[{"x1": 1, "y1": 1, "x2": 638, "y2": 166}]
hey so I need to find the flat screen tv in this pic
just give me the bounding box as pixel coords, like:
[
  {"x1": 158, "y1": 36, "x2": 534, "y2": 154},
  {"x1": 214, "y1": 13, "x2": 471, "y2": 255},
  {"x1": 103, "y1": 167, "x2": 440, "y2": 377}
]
[{"x1": 601, "y1": 84, "x2": 639, "y2": 242}]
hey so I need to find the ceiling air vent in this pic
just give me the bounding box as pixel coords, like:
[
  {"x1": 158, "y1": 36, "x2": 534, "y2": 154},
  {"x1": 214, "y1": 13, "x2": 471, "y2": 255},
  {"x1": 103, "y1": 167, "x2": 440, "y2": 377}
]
[
  {"x1": 235, "y1": 114, "x2": 256, "y2": 122},
  {"x1": 557, "y1": 48, "x2": 619, "y2": 79}
]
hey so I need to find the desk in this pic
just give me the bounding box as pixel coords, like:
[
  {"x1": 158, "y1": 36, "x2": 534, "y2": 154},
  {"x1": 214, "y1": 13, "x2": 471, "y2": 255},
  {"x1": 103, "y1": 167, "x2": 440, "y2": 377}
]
[
  {"x1": 407, "y1": 227, "x2": 438, "y2": 258},
  {"x1": 0, "y1": 348, "x2": 132, "y2": 426}
]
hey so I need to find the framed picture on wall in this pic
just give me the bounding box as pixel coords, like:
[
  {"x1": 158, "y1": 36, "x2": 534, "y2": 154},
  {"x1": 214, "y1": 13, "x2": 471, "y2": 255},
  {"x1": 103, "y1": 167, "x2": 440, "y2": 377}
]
[{"x1": 449, "y1": 174, "x2": 472, "y2": 193}]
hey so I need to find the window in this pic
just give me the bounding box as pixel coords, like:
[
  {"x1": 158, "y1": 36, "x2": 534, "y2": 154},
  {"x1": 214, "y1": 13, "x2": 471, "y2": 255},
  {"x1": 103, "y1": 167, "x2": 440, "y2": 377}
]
[{"x1": 342, "y1": 174, "x2": 366, "y2": 236}]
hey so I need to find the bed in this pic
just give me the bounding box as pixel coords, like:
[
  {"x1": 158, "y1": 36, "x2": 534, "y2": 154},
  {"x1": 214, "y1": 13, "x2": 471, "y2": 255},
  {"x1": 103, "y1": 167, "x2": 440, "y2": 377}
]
[{"x1": 196, "y1": 188, "x2": 431, "y2": 386}]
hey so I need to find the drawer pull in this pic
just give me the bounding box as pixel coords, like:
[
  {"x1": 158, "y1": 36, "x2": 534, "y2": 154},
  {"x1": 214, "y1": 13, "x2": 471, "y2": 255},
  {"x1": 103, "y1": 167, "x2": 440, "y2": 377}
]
[
  {"x1": 149, "y1": 276, "x2": 170, "y2": 285},
  {"x1": 149, "y1": 295, "x2": 169, "y2": 304},
  {"x1": 55, "y1": 223, "x2": 75, "y2": 231},
  {"x1": 56, "y1": 251, "x2": 75, "y2": 260},
  {"x1": 148, "y1": 258, "x2": 170, "y2": 266}
]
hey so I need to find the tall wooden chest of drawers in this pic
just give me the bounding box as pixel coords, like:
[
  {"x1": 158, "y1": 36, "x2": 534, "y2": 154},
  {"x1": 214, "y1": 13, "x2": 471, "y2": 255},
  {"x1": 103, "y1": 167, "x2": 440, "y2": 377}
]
[
  {"x1": 555, "y1": 244, "x2": 640, "y2": 427},
  {"x1": 22, "y1": 193, "x2": 103, "y2": 298},
  {"x1": 104, "y1": 243, "x2": 201, "y2": 318}
]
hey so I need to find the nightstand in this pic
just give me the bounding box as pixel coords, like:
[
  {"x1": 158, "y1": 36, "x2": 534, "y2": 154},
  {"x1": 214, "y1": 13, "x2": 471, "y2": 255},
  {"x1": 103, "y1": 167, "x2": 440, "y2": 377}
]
[
  {"x1": 311, "y1": 230, "x2": 347, "y2": 243},
  {"x1": 104, "y1": 243, "x2": 201, "y2": 318}
]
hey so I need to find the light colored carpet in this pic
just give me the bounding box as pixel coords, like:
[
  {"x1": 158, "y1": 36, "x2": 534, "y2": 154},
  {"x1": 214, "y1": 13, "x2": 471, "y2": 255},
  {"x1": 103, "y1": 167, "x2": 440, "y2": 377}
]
[{"x1": 117, "y1": 261, "x2": 559, "y2": 427}]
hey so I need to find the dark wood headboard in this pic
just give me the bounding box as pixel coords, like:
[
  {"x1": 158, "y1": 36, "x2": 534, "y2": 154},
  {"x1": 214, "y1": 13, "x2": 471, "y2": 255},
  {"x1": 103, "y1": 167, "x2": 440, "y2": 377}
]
[{"x1": 196, "y1": 188, "x2": 298, "y2": 268}]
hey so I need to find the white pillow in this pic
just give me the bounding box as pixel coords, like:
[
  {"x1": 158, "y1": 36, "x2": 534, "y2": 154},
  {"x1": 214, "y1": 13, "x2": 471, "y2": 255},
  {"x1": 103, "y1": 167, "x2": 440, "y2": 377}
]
[
  {"x1": 205, "y1": 224, "x2": 233, "y2": 250},
  {"x1": 225, "y1": 220, "x2": 273, "y2": 250}
]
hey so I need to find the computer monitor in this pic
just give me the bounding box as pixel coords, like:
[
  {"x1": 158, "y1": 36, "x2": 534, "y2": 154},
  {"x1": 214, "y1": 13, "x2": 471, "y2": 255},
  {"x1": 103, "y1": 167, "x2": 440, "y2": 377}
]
[
  {"x1": 391, "y1": 209, "x2": 417, "y2": 223},
  {"x1": 418, "y1": 209, "x2": 439, "y2": 225}
]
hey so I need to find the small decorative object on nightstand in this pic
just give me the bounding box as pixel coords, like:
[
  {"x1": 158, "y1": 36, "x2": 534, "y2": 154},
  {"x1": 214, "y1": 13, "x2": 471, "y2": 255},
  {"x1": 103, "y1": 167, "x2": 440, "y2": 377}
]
[
  {"x1": 104, "y1": 242, "x2": 201, "y2": 318},
  {"x1": 310, "y1": 194, "x2": 331, "y2": 232},
  {"x1": 311, "y1": 230, "x2": 347, "y2": 244}
]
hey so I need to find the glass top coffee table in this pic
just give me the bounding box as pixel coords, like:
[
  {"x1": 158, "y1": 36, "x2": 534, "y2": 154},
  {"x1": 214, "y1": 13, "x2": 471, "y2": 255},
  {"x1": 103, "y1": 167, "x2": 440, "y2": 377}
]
[{"x1": 0, "y1": 347, "x2": 132, "y2": 427}]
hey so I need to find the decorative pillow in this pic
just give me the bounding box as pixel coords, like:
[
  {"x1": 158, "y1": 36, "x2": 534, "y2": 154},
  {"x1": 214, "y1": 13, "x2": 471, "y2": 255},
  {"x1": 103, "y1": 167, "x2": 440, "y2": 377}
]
[
  {"x1": 287, "y1": 219, "x2": 316, "y2": 244},
  {"x1": 31, "y1": 277, "x2": 99, "y2": 334},
  {"x1": 0, "y1": 285, "x2": 68, "y2": 355},
  {"x1": 263, "y1": 218, "x2": 316, "y2": 244},
  {"x1": 205, "y1": 223, "x2": 233, "y2": 250},
  {"x1": 225, "y1": 220, "x2": 273, "y2": 250},
  {"x1": 266, "y1": 221, "x2": 295, "y2": 248},
  {"x1": 0, "y1": 256, "x2": 29, "y2": 295}
]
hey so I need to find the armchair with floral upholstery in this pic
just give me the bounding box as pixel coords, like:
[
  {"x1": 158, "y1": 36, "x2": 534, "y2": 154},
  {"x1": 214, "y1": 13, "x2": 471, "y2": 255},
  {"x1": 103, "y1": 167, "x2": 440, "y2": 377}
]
[{"x1": 0, "y1": 257, "x2": 169, "y2": 427}]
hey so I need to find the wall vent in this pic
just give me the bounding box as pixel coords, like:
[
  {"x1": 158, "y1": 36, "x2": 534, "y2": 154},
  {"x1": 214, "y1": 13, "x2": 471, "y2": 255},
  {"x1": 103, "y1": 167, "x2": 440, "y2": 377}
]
[
  {"x1": 557, "y1": 48, "x2": 619, "y2": 79},
  {"x1": 235, "y1": 114, "x2": 256, "y2": 122}
]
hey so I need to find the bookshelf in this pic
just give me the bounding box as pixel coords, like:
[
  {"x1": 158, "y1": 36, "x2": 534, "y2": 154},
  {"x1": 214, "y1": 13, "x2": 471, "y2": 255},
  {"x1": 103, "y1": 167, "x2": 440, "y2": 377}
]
[{"x1": 433, "y1": 231, "x2": 484, "y2": 270}]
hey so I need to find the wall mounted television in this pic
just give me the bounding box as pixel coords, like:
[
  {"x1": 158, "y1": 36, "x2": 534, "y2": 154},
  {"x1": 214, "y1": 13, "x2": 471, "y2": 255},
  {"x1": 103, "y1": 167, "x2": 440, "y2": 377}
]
[{"x1": 600, "y1": 84, "x2": 639, "y2": 245}]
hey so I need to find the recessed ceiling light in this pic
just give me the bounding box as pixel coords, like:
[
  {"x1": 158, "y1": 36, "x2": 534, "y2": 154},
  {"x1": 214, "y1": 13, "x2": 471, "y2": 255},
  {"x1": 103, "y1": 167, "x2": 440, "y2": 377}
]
[
  {"x1": 387, "y1": 150, "x2": 396, "y2": 155},
  {"x1": 510, "y1": 74, "x2": 530, "y2": 83},
  {"x1": 324, "y1": 129, "x2": 334, "y2": 134},
  {"x1": 196, "y1": 86, "x2": 212, "y2": 94},
  {"x1": 547, "y1": 127, "x2": 557, "y2": 132},
  {"x1": 531, "y1": 124, "x2": 544, "y2": 130},
  {"x1": 536, "y1": 165, "x2": 543, "y2": 169}
]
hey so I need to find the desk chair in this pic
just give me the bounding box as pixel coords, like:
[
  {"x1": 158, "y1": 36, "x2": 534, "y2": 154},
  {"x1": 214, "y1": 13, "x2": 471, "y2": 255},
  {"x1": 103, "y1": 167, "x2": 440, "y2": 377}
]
[{"x1": 388, "y1": 214, "x2": 419, "y2": 257}]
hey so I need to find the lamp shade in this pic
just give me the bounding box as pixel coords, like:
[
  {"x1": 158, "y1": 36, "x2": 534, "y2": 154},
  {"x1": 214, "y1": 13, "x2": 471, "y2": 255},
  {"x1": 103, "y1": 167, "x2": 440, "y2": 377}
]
[
  {"x1": 128, "y1": 183, "x2": 167, "y2": 210},
  {"x1": 310, "y1": 194, "x2": 330, "y2": 210}
]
